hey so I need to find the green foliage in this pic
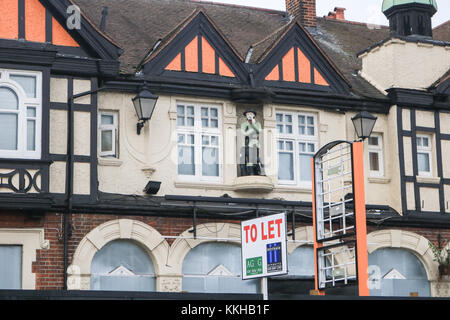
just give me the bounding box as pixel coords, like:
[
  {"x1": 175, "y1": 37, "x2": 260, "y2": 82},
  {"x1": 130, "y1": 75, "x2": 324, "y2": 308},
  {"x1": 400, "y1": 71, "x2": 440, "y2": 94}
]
[{"x1": 429, "y1": 241, "x2": 450, "y2": 266}]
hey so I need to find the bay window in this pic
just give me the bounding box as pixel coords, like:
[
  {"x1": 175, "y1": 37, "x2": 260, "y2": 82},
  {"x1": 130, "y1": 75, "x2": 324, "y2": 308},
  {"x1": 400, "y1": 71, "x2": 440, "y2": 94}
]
[
  {"x1": 176, "y1": 103, "x2": 222, "y2": 181},
  {"x1": 0, "y1": 69, "x2": 42, "y2": 159},
  {"x1": 277, "y1": 111, "x2": 318, "y2": 187}
]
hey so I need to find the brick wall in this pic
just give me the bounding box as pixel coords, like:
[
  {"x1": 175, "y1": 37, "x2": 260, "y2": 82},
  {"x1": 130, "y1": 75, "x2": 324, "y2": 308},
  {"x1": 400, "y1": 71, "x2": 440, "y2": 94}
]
[
  {"x1": 286, "y1": 0, "x2": 317, "y2": 28},
  {"x1": 0, "y1": 210, "x2": 449, "y2": 290},
  {"x1": 0, "y1": 211, "x2": 237, "y2": 290}
]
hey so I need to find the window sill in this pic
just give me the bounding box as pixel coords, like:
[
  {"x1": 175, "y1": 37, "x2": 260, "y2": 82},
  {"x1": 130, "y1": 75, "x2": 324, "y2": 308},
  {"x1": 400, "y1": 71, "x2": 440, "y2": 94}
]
[
  {"x1": 416, "y1": 176, "x2": 440, "y2": 184},
  {"x1": 274, "y1": 186, "x2": 312, "y2": 194},
  {"x1": 0, "y1": 158, "x2": 52, "y2": 165},
  {"x1": 233, "y1": 176, "x2": 274, "y2": 193},
  {"x1": 368, "y1": 177, "x2": 391, "y2": 184},
  {"x1": 174, "y1": 181, "x2": 232, "y2": 190},
  {"x1": 98, "y1": 157, "x2": 123, "y2": 167}
]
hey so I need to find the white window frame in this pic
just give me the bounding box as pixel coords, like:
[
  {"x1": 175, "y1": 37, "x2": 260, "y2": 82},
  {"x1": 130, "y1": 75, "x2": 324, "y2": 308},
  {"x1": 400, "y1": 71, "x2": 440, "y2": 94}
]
[
  {"x1": 0, "y1": 69, "x2": 42, "y2": 159},
  {"x1": 176, "y1": 102, "x2": 222, "y2": 183},
  {"x1": 98, "y1": 111, "x2": 118, "y2": 158},
  {"x1": 367, "y1": 133, "x2": 384, "y2": 177},
  {"x1": 276, "y1": 111, "x2": 318, "y2": 188},
  {"x1": 416, "y1": 134, "x2": 433, "y2": 177}
]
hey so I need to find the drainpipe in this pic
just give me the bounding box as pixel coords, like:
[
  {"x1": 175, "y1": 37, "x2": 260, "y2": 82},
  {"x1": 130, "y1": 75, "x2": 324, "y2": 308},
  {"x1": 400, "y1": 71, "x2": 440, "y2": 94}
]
[{"x1": 63, "y1": 90, "x2": 75, "y2": 290}]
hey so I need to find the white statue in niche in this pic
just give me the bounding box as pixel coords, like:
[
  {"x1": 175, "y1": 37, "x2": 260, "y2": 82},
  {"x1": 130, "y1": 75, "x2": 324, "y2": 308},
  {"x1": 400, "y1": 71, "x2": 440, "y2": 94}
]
[{"x1": 239, "y1": 110, "x2": 263, "y2": 176}]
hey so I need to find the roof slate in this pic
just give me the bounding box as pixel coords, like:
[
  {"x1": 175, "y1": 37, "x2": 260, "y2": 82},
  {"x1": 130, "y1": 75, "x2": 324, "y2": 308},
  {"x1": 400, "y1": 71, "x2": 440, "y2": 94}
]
[
  {"x1": 434, "y1": 20, "x2": 450, "y2": 42},
  {"x1": 71, "y1": 0, "x2": 448, "y2": 100},
  {"x1": 72, "y1": 0, "x2": 289, "y2": 74}
]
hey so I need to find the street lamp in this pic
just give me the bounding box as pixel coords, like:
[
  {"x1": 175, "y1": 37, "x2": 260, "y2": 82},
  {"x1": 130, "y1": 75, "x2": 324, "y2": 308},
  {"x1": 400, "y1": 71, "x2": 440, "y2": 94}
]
[
  {"x1": 351, "y1": 111, "x2": 377, "y2": 141},
  {"x1": 133, "y1": 86, "x2": 159, "y2": 135}
]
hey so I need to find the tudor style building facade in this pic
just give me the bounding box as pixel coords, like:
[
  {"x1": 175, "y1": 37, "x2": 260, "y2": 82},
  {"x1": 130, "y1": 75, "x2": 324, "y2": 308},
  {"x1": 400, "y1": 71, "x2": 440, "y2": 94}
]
[{"x1": 0, "y1": 0, "x2": 449, "y2": 298}]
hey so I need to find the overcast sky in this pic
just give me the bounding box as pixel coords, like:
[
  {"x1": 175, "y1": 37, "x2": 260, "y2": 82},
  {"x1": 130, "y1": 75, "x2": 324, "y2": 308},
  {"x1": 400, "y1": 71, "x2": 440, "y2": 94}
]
[{"x1": 201, "y1": 0, "x2": 449, "y2": 27}]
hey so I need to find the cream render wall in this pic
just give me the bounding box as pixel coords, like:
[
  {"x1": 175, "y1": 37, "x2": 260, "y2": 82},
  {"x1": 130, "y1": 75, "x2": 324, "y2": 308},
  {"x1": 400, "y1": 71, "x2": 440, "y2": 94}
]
[
  {"x1": 359, "y1": 39, "x2": 450, "y2": 92},
  {"x1": 416, "y1": 110, "x2": 435, "y2": 128},
  {"x1": 49, "y1": 77, "x2": 93, "y2": 196},
  {"x1": 97, "y1": 91, "x2": 150, "y2": 195},
  {"x1": 343, "y1": 108, "x2": 402, "y2": 213},
  {"x1": 47, "y1": 76, "x2": 405, "y2": 211},
  {"x1": 96, "y1": 91, "x2": 403, "y2": 212}
]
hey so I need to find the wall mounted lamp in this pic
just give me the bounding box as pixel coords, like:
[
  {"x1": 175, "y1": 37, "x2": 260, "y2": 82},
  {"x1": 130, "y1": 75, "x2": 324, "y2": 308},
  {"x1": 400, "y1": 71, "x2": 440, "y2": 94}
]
[{"x1": 133, "y1": 86, "x2": 159, "y2": 135}]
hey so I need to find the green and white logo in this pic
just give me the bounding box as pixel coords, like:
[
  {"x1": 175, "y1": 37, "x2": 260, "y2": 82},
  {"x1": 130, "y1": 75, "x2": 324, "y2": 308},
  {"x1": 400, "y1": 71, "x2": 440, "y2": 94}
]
[{"x1": 246, "y1": 256, "x2": 263, "y2": 276}]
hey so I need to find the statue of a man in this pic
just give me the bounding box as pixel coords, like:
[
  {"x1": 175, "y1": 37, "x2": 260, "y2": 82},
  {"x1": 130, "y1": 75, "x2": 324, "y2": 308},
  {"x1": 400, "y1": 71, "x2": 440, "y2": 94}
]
[{"x1": 240, "y1": 110, "x2": 263, "y2": 176}]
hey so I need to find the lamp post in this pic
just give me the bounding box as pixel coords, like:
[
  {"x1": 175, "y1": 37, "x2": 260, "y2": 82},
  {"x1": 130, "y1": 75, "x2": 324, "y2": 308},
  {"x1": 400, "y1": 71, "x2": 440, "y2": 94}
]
[
  {"x1": 351, "y1": 111, "x2": 377, "y2": 141},
  {"x1": 133, "y1": 86, "x2": 159, "y2": 135}
]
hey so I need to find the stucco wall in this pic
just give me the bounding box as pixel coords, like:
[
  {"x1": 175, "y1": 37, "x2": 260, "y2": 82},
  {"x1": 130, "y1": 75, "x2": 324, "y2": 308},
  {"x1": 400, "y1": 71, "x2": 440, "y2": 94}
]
[
  {"x1": 94, "y1": 92, "x2": 406, "y2": 212},
  {"x1": 360, "y1": 39, "x2": 450, "y2": 92}
]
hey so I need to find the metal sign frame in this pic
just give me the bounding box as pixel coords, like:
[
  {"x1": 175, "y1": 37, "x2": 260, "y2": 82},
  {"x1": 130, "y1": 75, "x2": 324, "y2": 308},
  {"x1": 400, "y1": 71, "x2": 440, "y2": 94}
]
[
  {"x1": 312, "y1": 141, "x2": 369, "y2": 296},
  {"x1": 313, "y1": 141, "x2": 356, "y2": 243},
  {"x1": 316, "y1": 240, "x2": 358, "y2": 290}
]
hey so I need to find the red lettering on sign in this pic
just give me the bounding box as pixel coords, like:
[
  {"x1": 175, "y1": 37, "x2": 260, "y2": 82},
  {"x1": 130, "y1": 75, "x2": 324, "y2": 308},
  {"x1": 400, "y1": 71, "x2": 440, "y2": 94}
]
[
  {"x1": 275, "y1": 219, "x2": 283, "y2": 237},
  {"x1": 251, "y1": 224, "x2": 257, "y2": 242},
  {"x1": 268, "y1": 220, "x2": 275, "y2": 239},
  {"x1": 243, "y1": 225, "x2": 250, "y2": 243},
  {"x1": 261, "y1": 222, "x2": 268, "y2": 240}
]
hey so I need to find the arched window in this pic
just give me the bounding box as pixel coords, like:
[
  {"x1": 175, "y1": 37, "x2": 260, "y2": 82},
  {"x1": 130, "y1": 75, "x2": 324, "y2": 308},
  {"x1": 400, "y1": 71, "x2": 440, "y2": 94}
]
[
  {"x1": 269, "y1": 246, "x2": 316, "y2": 296},
  {"x1": 368, "y1": 248, "x2": 431, "y2": 297},
  {"x1": 90, "y1": 239, "x2": 156, "y2": 292},
  {"x1": 182, "y1": 242, "x2": 260, "y2": 294},
  {"x1": 288, "y1": 246, "x2": 315, "y2": 276},
  {"x1": 0, "y1": 69, "x2": 41, "y2": 159}
]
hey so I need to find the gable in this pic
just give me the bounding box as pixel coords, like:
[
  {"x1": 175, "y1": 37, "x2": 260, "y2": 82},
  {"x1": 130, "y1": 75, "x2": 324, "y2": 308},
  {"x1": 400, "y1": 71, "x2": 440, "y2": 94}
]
[
  {"x1": 0, "y1": 0, "x2": 79, "y2": 47},
  {"x1": 264, "y1": 46, "x2": 329, "y2": 86},
  {"x1": 0, "y1": 0, "x2": 122, "y2": 64},
  {"x1": 143, "y1": 11, "x2": 247, "y2": 83},
  {"x1": 254, "y1": 23, "x2": 350, "y2": 94},
  {"x1": 165, "y1": 35, "x2": 235, "y2": 78}
]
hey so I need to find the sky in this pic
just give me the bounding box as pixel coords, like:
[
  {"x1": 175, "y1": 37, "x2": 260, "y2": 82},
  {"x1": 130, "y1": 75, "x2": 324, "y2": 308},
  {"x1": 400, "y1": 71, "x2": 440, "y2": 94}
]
[{"x1": 200, "y1": 0, "x2": 450, "y2": 28}]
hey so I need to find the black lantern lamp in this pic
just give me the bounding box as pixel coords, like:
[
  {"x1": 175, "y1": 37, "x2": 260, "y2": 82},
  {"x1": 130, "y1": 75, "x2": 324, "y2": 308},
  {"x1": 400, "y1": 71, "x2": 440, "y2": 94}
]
[
  {"x1": 133, "y1": 86, "x2": 159, "y2": 135},
  {"x1": 351, "y1": 111, "x2": 377, "y2": 141}
]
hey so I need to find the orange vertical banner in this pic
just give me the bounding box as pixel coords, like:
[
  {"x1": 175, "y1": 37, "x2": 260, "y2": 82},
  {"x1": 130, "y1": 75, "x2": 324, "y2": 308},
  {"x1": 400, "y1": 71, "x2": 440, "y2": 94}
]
[
  {"x1": 311, "y1": 157, "x2": 325, "y2": 295},
  {"x1": 352, "y1": 141, "x2": 369, "y2": 296}
]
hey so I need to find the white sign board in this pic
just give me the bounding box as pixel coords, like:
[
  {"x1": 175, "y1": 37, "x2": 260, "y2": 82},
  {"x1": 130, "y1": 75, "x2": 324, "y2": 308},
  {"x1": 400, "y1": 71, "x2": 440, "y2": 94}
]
[{"x1": 241, "y1": 213, "x2": 288, "y2": 280}]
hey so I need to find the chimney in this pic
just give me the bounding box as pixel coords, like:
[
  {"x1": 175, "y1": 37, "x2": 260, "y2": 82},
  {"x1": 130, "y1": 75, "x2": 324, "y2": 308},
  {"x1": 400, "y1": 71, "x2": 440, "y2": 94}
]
[
  {"x1": 326, "y1": 7, "x2": 346, "y2": 21},
  {"x1": 334, "y1": 7, "x2": 346, "y2": 20},
  {"x1": 286, "y1": 0, "x2": 317, "y2": 28}
]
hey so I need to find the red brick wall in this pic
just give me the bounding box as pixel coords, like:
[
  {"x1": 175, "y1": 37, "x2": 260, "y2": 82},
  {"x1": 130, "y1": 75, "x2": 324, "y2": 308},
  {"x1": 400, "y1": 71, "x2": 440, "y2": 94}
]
[
  {"x1": 286, "y1": 0, "x2": 317, "y2": 27},
  {"x1": 0, "y1": 210, "x2": 449, "y2": 290},
  {"x1": 0, "y1": 211, "x2": 238, "y2": 290}
]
